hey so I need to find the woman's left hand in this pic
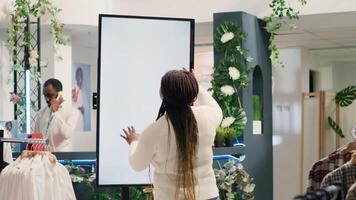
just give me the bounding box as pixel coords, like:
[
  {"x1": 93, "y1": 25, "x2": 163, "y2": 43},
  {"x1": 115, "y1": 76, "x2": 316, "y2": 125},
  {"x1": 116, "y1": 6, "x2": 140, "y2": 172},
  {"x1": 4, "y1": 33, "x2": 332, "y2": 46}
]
[{"x1": 121, "y1": 126, "x2": 140, "y2": 145}]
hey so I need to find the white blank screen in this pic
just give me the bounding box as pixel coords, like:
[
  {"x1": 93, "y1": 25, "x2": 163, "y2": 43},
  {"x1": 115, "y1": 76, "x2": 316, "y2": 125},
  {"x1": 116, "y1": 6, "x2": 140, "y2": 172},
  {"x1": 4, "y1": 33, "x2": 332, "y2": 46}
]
[{"x1": 98, "y1": 16, "x2": 192, "y2": 185}]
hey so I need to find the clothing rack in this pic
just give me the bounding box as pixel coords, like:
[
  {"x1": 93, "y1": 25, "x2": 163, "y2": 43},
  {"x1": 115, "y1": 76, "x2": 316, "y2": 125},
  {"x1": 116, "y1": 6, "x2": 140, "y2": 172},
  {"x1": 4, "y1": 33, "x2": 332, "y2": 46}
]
[
  {"x1": 294, "y1": 184, "x2": 344, "y2": 200},
  {"x1": 0, "y1": 137, "x2": 47, "y2": 144},
  {"x1": 0, "y1": 132, "x2": 47, "y2": 165}
]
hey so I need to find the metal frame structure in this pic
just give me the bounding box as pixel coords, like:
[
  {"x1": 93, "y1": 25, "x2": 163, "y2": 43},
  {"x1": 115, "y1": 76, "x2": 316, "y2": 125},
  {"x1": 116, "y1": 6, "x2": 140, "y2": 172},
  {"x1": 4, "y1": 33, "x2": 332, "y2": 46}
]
[{"x1": 13, "y1": 17, "x2": 41, "y2": 133}]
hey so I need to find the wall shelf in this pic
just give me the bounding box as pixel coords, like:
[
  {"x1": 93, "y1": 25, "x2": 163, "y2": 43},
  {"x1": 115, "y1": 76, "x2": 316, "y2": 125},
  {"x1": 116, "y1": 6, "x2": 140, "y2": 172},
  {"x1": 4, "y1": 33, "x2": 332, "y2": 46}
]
[{"x1": 213, "y1": 146, "x2": 245, "y2": 156}]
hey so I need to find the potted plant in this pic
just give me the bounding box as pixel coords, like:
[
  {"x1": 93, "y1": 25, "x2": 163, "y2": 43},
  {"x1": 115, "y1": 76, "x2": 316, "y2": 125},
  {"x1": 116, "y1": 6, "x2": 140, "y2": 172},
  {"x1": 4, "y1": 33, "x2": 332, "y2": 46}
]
[
  {"x1": 214, "y1": 160, "x2": 255, "y2": 200},
  {"x1": 328, "y1": 85, "x2": 356, "y2": 138},
  {"x1": 215, "y1": 127, "x2": 227, "y2": 147},
  {"x1": 224, "y1": 127, "x2": 238, "y2": 147},
  {"x1": 210, "y1": 21, "x2": 251, "y2": 143},
  {"x1": 252, "y1": 95, "x2": 262, "y2": 135}
]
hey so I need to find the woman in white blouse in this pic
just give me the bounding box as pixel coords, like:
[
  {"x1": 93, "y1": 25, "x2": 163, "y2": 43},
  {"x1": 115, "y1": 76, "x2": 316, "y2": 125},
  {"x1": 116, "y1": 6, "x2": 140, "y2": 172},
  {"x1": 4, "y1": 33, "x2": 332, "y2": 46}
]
[{"x1": 121, "y1": 69, "x2": 222, "y2": 200}]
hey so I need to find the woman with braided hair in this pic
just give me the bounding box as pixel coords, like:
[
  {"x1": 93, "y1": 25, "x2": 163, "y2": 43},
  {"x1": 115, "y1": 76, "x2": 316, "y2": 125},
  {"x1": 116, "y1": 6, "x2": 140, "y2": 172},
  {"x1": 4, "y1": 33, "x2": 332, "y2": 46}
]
[{"x1": 121, "y1": 69, "x2": 222, "y2": 200}]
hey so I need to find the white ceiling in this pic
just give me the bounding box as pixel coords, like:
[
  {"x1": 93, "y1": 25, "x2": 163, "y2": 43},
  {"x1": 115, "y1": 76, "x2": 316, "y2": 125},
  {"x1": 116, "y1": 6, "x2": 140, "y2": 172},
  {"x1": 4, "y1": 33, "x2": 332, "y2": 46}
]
[
  {"x1": 112, "y1": 0, "x2": 356, "y2": 22},
  {"x1": 275, "y1": 12, "x2": 356, "y2": 50},
  {"x1": 2, "y1": 1, "x2": 356, "y2": 66},
  {"x1": 310, "y1": 48, "x2": 356, "y2": 67},
  {"x1": 66, "y1": 11, "x2": 356, "y2": 65},
  {"x1": 274, "y1": 12, "x2": 356, "y2": 66}
]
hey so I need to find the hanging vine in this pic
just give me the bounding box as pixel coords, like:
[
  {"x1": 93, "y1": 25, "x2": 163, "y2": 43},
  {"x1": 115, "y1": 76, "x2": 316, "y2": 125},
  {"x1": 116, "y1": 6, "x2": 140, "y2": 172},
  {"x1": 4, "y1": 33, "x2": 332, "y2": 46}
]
[{"x1": 264, "y1": 0, "x2": 307, "y2": 67}]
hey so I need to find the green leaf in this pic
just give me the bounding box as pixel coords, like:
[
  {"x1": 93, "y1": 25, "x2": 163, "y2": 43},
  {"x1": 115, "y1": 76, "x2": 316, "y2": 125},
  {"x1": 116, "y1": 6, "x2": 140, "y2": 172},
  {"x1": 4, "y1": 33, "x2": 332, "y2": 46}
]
[
  {"x1": 232, "y1": 108, "x2": 247, "y2": 137},
  {"x1": 214, "y1": 21, "x2": 245, "y2": 55},
  {"x1": 335, "y1": 85, "x2": 356, "y2": 107},
  {"x1": 327, "y1": 116, "x2": 345, "y2": 138}
]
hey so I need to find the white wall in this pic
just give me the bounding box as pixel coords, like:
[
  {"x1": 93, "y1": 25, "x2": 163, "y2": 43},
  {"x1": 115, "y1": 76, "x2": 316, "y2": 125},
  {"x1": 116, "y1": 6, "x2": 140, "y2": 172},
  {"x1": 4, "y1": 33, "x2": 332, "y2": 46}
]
[
  {"x1": 273, "y1": 48, "x2": 302, "y2": 200},
  {"x1": 40, "y1": 31, "x2": 72, "y2": 107},
  {"x1": 40, "y1": 32, "x2": 55, "y2": 108},
  {"x1": 194, "y1": 46, "x2": 213, "y2": 90},
  {"x1": 53, "y1": 0, "x2": 114, "y2": 26},
  {"x1": 318, "y1": 66, "x2": 334, "y2": 91},
  {"x1": 0, "y1": 31, "x2": 13, "y2": 121},
  {"x1": 332, "y1": 63, "x2": 356, "y2": 91},
  {"x1": 71, "y1": 43, "x2": 97, "y2": 151},
  {"x1": 300, "y1": 48, "x2": 316, "y2": 93},
  {"x1": 331, "y1": 63, "x2": 356, "y2": 147}
]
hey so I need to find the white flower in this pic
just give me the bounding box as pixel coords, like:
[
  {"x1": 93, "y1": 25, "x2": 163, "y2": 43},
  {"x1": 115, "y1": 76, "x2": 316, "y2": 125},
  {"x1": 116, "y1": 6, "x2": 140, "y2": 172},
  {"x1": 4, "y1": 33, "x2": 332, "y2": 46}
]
[
  {"x1": 244, "y1": 183, "x2": 255, "y2": 193},
  {"x1": 220, "y1": 85, "x2": 234, "y2": 96},
  {"x1": 236, "y1": 46, "x2": 243, "y2": 53},
  {"x1": 30, "y1": 50, "x2": 39, "y2": 59},
  {"x1": 88, "y1": 174, "x2": 96, "y2": 182},
  {"x1": 220, "y1": 32, "x2": 234, "y2": 43},
  {"x1": 221, "y1": 117, "x2": 235, "y2": 128},
  {"x1": 29, "y1": 0, "x2": 37, "y2": 7},
  {"x1": 229, "y1": 166, "x2": 237, "y2": 173},
  {"x1": 246, "y1": 56, "x2": 254, "y2": 62},
  {"x1": 228, "y1": 67, "x2": 240, "y2": 80},
  {"x1": 29, "y1": 50, "x2": 38, "y2": 67},
  {"x1": 20, "y1": 23, "x2": 27, "y2": 29},
  {"x1": 243, "y1": 177, "x2": 248, "y2": 182},
  {"x1": 29, "y1": 58, "x2": 37, "y2": 67},
  {"x1": 237, "y1": 163, "x2": 243, "y2": 170},
  {"x1": 70, "y1": 174, "x2": 84, "y2": 183}
]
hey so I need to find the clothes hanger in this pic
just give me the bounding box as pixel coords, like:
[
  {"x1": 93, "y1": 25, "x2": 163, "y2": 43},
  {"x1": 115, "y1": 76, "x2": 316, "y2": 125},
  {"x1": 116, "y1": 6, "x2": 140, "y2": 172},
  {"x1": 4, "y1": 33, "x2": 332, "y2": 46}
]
[
  {"x1": 348, "y1": 151, "x2": 356, "y2": 165},
  {"x1": 340, "y1": 141, "x2": 356, "y2": 155},
  {"x1": 21, "y1": 150, "x2": 57, "y2": 164}
]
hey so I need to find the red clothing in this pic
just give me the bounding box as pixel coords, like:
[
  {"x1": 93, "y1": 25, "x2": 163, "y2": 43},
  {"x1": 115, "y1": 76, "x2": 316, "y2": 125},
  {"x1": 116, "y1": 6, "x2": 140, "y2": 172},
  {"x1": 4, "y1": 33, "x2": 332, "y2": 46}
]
[{"x1": 26, "y1": 133, "x2": 46, "y2": 151}]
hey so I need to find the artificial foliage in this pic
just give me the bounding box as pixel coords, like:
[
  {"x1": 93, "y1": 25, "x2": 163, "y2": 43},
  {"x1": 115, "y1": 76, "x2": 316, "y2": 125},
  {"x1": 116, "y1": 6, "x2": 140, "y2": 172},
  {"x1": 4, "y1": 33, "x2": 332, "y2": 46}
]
[
  {"x1": 7, "y1": 0, "x2": 67, "y2": 108},
  {"x1": 214, "y1": 160, "x2": 255, "y2": 200},
  {"x1": 264, "y1": 0, "x2": 307, "y2": 68},
  {"x1": 210, "y1": 21, "x2": 253, "y2": 141},
  {"x1": 328, "y1": 85, "x2": 356, "y2": 138},
  {"x1": 65, "y1": 163, "x2": 150, "y2": 200},
  {"x1": 335, "y1": 86, "x2": 356, "y2": 107},
  {"x1": 327, "y1": 117, "x2": 345, "y2": 138}
]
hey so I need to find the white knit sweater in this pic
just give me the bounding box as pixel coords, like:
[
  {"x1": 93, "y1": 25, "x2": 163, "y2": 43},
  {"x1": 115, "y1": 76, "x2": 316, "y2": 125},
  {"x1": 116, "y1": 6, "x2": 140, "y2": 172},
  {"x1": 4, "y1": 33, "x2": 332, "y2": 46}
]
[{"x1": 129, "y1": 87, "x2": 223, "y2": 200}]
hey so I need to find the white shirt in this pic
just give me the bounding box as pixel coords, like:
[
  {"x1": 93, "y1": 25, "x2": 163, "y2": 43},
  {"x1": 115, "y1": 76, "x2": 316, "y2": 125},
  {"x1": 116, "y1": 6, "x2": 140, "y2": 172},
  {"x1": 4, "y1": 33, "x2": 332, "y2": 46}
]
[
  {"x1": 35, "y1": 101, "x2": 80, "y2": 152},
  {"x1": 0, "y1": 154, "x2": 76, "y2": 200},
  {"x1": 129, "y1": 87, "x2": 223, "y2": 200}
]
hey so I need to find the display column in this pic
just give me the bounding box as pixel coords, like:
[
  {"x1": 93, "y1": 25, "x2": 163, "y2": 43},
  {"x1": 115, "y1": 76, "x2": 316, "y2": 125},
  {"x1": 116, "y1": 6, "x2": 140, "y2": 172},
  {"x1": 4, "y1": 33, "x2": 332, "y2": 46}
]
[
  {"x1": 53, "y1": 41, "x2": 73, "y2": 102},
  {"x1": 213, "y1": 11, "x2": 273, "y2": 200}
]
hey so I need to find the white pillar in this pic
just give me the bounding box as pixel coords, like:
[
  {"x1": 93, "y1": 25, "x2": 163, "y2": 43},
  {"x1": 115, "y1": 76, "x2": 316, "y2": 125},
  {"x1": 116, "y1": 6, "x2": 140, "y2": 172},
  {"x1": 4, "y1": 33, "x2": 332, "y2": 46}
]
[
  {"x1": 54, "y1": 42, "x2": 72, "y2": 103},
  {"x1": 40, "y1": 32, "x2": 72, "y2": 107},
  {"x1": 0, "y1": 38, "x2": 14, "y2": 121}
]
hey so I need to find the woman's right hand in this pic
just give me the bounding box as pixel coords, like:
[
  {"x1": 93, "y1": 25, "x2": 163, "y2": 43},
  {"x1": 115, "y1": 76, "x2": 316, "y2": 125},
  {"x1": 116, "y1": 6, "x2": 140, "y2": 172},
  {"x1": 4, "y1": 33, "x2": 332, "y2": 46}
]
[{"x1": 121, "y1": 126, "x2": 140, "y2": 145}]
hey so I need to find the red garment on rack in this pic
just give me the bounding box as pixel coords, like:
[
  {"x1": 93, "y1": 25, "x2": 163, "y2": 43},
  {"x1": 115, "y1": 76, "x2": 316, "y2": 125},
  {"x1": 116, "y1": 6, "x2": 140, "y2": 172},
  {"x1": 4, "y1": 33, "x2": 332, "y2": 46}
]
[{"x1": 25, "y1": 133, "x2": 45, "y2": 151}]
